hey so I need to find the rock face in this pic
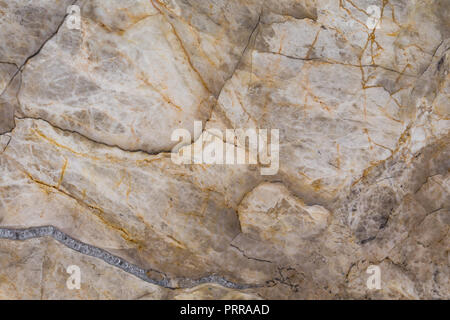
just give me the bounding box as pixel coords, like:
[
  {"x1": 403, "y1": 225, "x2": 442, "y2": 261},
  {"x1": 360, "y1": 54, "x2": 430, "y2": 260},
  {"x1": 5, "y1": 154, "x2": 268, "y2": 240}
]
[{"x1": 0, "y1": 0, "x2": 448, "y2": 300}]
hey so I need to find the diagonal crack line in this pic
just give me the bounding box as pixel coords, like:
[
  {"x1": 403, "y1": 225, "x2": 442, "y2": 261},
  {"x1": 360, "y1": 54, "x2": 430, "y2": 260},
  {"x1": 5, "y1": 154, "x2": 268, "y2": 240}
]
[
  {"x1": 1, "y1": 0, "x2": 78, "y2": 128},
  {"x1": 223, "y1": 10, "x2": 262, "y2": 86},
  {"x1": 0, "y1": 61, "x2": 19, "y2": 97},
  {"x1": 15, "y1": 115, "x2": 171, "y2": 156},
  {"x1": 1, "y1": 134, "x2": 12, "y2": 154},
  {"x1": 128, "y1": 8, "x2": 263, "y2": 153},
  {"x1": 230, "y1": 243, "x2": 273, "y2": 264},
  {"x1": 0, "y1": 226, "x2": 265, "y2": 290},
  {"x1": 200, "y1": 8, "x2": 262, "y2": 134},
  {"x1": 0, "y1": 63, "x2": 19, "y2": 98},
  {"x1": 14, "y1": 0, "x2": 78, "y2": 77},
  {"x1": 419, "y1": 39, "x2": 445, "y2": 78}
]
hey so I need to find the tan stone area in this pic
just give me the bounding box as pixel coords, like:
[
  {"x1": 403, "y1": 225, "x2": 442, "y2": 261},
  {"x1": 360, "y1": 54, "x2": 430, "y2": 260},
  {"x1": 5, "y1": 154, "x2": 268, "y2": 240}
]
[{"x1": 0, "y1": 0, "x2": 448, "y2": 299}]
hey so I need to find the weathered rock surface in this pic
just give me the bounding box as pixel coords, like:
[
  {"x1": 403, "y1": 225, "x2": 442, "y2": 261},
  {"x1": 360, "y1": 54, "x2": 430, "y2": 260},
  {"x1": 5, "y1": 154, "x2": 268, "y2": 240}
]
[
  {"x1": 0, "y1": 0, "x2": 448, "y2": 299},
  {"x1": 0, "y1": 237, "x2": 261, "y2": 300}
]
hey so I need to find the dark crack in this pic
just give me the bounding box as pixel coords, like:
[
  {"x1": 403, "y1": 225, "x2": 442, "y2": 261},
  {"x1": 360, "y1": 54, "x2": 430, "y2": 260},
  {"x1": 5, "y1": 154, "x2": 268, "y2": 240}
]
[
  {"x1": 14, "y1": 115, "x2": 171, "y2": 156},
  {"x1": 201, "y1": 8, "x2": 262, "y2": 131},
  {"x1": 1, "y1": 0, "x2": 78, "y2": 135},
  {"x1": 0, "y1": 134, "x2": 11, "y2": 153},
  {"x1": 15, "y1": 0, "x2": 79, "y2": 76},
  {"x1": 230, "y1": 243, "x2": 273, "y2": 264},
  {"x1": 0, "y1": 62, "x2": 19, "y2": 97}
]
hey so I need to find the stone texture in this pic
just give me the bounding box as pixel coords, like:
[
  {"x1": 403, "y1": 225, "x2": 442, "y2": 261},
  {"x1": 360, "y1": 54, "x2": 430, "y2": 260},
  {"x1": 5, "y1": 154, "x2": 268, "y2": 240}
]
[
  {"x1": 0, "y1": 0, "x2": 448, "y2": 300},
  {"x1": 0, "y1": 237, "x2": 261, "y2": 300},
  {"x1": 0, "y1": 63, "x2": 17, "y2": 95}
]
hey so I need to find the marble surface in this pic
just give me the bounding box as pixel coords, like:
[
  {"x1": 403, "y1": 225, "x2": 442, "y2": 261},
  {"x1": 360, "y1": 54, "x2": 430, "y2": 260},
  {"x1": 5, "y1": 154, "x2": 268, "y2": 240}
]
[{"x1": 0, "y1": 0, "x2": 448, "y2": 299}]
